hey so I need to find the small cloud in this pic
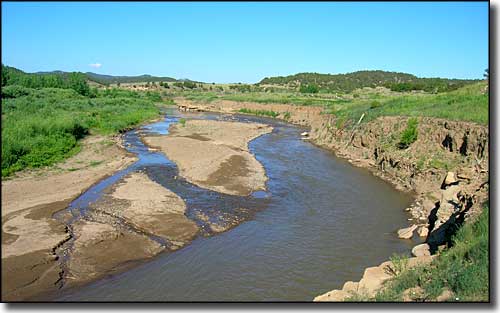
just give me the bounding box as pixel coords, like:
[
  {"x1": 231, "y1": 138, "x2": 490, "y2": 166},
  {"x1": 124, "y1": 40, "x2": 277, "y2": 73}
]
[{"x1": 89, "y1": 63, "x2": 102, "y2": 69}]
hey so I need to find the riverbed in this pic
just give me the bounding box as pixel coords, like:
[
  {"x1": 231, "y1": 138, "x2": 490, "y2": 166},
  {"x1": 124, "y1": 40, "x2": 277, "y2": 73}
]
[{"x1": 54, "y1": 108, "x2": 417, "y2": 301}]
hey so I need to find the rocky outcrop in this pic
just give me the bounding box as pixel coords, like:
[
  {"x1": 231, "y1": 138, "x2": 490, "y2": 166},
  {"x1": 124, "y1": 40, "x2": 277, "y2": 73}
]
[
  {"x1": 411, "y1": 243, "x2": 431, "y2": 257},
  {"x1": 314, "y1": 256, "x2": 434, "y2": 301},
  {"x1": 397, "y1": 225, "x2": 418, "y2": 239}
]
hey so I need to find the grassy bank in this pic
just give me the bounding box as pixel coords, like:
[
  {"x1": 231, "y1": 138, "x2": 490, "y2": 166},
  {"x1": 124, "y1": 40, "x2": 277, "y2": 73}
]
[
  {"x1": 2, "y1": 85, "x2": 162, "y2": 177},
  {"x1": 328, "y1": 82, "x2": 488, "y2": 125},
  {"x1": 174, "y1": 82, "x2": 488, "y2": 125},
  {"x1": 370, "y1": 205, "x2": 489, "y2": 302}
]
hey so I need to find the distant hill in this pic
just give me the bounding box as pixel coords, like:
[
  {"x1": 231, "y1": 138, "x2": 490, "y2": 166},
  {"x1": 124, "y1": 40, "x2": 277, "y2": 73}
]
[
  {"x1": 33, "y1": 70, "x2": 180, "y2": 85},
  {"x1": 84, "y1": 72, "x2": 178, "y2": 85},
  {"x1": 259, "y1": 70, "x2": 479, "y2": 93}
]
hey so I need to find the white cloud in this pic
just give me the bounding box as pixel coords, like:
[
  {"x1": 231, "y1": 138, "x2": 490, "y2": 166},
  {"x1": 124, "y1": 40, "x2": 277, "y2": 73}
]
[{"x1": 89, "y1": 63, "x2": 102, "y2": 69}]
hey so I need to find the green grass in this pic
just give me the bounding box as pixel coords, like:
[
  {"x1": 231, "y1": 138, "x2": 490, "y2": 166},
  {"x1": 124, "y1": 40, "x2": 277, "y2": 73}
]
[
  {"x1": 398, "y1": 118, "x2": 418, "y2": 149},
  {"x1": 375, "y1": 205, "x2": 489, "y2": 302},
  {"x1": 329, "y1": 82, "x2": 488, "y2": 125},
  {"x1": 175, "y1": 82, "x2": 488, "y2": 125},
  {"x1": 2, "y1": 86, "x2": 161, "y2": 177},
  {"x1": 178, "y1": 118, "x2": 186, "y2": 126},
  {"x1": 238, "y1": 108, "x2": 279, "y2": 118}
]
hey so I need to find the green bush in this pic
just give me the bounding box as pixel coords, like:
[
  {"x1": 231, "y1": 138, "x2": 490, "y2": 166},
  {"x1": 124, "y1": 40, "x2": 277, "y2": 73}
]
[
  {"x1": 398, "y1": 118, "x2": 418, "y2": 149},
  {"x1": 370, "y1": 100, "x2": 382, "y2": 109},
  {"x1": 299, "y1": 84, "x2": 319, "y2": 94},
  {"x1": 1, "y1": 85, "x2": 33, "y2": 98}
]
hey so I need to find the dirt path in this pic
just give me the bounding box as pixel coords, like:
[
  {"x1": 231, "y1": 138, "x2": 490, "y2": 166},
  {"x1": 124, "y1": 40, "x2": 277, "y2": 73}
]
[{"x1": 143, "y1": 119, "x2": 273, "y2": 196}]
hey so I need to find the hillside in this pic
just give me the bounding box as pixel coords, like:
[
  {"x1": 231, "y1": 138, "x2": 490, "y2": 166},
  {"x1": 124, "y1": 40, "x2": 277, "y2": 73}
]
[
  {"x1": 84, "y1": 72, "x2": 178, "y2": 85},
  {"x1": 259, "y1": 70, "x2": 479, "y2": 93},
  {"x1": 31, "y1": 68, "x2": 179, "y2": 85}
]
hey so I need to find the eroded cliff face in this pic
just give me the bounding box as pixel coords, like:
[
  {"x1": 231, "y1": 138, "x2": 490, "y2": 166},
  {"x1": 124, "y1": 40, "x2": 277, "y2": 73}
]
[
  {"x1": 310, "y1": 115, "x2": 488, "y2": 249},
  {"x1": 177, "y1": 99, "x2": 489, "y2": 250}
]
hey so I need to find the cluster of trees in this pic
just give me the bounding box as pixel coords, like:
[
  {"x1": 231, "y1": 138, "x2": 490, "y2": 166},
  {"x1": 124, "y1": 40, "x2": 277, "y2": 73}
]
[
  {"x1": 2, "y1": 65, "x2": 91, "y2": 96},
  {"x1": 259, "y1": 70, "x2": 478, "y2": 93},
  {"x1": 299, "y1": 84, "x2": 319, "y2": 94},
  {"x1": 85, "y1": 72, "x2": 177, "y2": 85},
  {"x1": 384, "y1": 78, "x2": 472, "y2": 93},
  {"x1": 173, "y1": 81, "x2": 198, "y2": 89},
  {"x1": 228, "y1": 84, "x2": 253, "y2": 92}
]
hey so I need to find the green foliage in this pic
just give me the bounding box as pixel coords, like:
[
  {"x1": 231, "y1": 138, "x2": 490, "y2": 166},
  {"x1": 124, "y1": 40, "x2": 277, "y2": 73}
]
[
  {"x1": 2, "y1": 65, "x2": 90, "y2": 96},
  {"x1": 179, "y1": 118, "x2": 186, "y2": 126},
  {"x1": 173, "y1": 81, "x2": 197, "y2": 89},
  {"x1": 299, "y1": 84, "x2": 319, "y2": 93},
  {"x1": 229, "y1": 84, "x2": 253, "y2": 92},
  {"x1": 389, "y1": 253, "x2": 409, "y2": 276},
  {"x1": 370, "y1": 100, "x2": 382, "y2": 109},
  {"x1": 259, "y1": 70, "x2": 478, "y2": 93},
  {"x1": 329, "y1": 82, "x2": 488, "y2": 126},
  {"x1": 238, "y1": 108, "x2": 279, "y2": 118},
  {"x1": 85, "y1": 72, "x2": 177, "y2": 85},
  {"x1": 283, "y1": 111, "x2": 291, "y2": 120},
  {"x1": 376, "y1": 206, "x2": 489, "y2": 302},
  {"x1": 398, "y1": 118, "x2": 418, "y2": 149},
  {"x1": 2, "y1": 69, "x2": 161, "y2": 176}
]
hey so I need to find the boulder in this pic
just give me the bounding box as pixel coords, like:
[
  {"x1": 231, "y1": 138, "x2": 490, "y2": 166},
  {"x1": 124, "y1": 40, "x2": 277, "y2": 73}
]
[
  {"x1": 411, "y1": 243, "x2": 431, "y2": 257},
  {"x1": 456, "y1": 168, "x2": 473, "y2": 180},
  {"x1": 357, "y1": 262, "x2": 393, "y2": 297},
  {"x1": 397, "y1": 224, "x2": 418, "y2": 239},
  {"x1": 417, "y1": 226, "x2": 429, "y2": 238},
  {"x1": 313, "y1": 289, "x2": 350, "y2": 302},
  {"x1": 441, "y1": 172, "x2": 458, "y2": 189}
]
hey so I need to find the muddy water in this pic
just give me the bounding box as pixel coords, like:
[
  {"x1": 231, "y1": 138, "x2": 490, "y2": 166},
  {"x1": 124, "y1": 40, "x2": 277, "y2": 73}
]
[{"x1": 55, "y1": 109, "x2": 417, "y2": 301}]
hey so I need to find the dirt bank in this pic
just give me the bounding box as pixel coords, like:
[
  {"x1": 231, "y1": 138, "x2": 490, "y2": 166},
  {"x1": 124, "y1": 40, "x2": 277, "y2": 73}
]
[
  {"x1": 143, "y1": 119, "x2": 273, "y2": 196},
  {"x1": 1, "y1": 135, "x2": 136, "y2": 301},
  {"x1": 175, "y1": 98, "x2": 489, "y2": 301}
]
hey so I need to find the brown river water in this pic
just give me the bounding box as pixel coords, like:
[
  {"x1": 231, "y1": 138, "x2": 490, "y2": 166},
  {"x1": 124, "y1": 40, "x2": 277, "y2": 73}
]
[{"x1": 54, "y1": 108, "x2": 417, "y2": 301}]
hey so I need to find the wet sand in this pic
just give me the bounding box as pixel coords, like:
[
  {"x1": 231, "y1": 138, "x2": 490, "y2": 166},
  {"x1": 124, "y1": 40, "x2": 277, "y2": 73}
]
[
  {"x1": 1, "y1": 135, "x2": 136, "y2": 301},
  {"x1": 143, "y1": 119, "x2": 273, "y2": 196}
]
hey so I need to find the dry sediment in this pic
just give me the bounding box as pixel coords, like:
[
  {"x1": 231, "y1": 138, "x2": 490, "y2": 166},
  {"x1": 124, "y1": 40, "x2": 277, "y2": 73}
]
[
  {"x1": 1, "y1": 135, "x2": 136, "y2": 301},
  {"x1": 143, "y1": 119, "x2": 273, "y2": 196}
]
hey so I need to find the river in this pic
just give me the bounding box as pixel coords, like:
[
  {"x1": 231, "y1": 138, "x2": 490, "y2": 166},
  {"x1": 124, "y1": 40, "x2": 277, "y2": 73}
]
[{"x1": 55, "y1": 108, "x2": 417, "y2": 301}]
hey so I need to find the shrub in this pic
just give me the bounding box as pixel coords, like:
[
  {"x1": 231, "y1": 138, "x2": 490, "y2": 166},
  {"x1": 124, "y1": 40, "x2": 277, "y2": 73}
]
[
  {"x1": 1, "y1": 85, "x2": 33, "y2": 98},
  {"x1": 299, "y1": 84, "x2": 319, "y2": 94},
  {"x1": 370, "y1": 100, "x2": 382, "y2": 109},
  {"x1": 179, "y1": 118, "x2": 186, "y2": 126},
  {"x1": 398, "y1": 118, "x2": 418, "y2": 149}
]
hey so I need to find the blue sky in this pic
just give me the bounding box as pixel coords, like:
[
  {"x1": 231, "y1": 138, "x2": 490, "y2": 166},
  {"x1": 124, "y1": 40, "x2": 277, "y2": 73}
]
[{"x1": 2, "y1": 2, "x2": 488, "y2": 83}]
